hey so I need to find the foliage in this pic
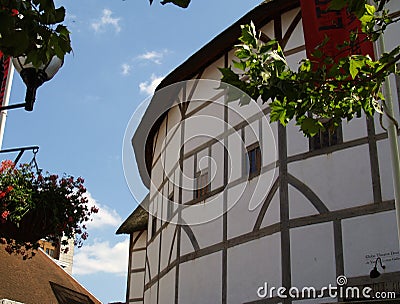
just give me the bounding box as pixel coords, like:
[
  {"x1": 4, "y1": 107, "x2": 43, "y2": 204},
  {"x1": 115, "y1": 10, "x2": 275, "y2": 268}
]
[
  {"x1": 219, "y1": 1, "x2": 400, "y2": 136},
  {"x1": 149, "y1": 0, "x2": 190, "y2": 8},
  {"x1": 0, "y1": 160, "x2": 98, "y2": 259},
  {"x1": 0, "y1": 0, "x2": 71, "y2": 67}
]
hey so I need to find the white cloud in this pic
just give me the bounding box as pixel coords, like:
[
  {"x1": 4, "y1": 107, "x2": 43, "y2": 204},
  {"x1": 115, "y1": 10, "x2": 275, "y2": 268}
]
[
  {"x1": 121, "y1": 63, "x2": 131, "y2": 76},
  {"x1": 85, "y1": 192, "x2": 122, "y2": 229},
  {"x1": 139, "y1": 74, "x2": 164, "y2": 95},
  {"x1": 73, "y1": 238, "x2": 129, "y2": 275},
  {"x1": 137, "y1": 51, "x2": 163, "y2": 64},
  {"x1": 91, "y1": 9, "x2": 121, "y2": 33}
]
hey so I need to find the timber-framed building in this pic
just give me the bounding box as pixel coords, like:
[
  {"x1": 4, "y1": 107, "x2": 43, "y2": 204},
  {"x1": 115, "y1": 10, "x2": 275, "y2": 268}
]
[{"x1": 118, "y1": 0, "x2": 400, "y2": 303}]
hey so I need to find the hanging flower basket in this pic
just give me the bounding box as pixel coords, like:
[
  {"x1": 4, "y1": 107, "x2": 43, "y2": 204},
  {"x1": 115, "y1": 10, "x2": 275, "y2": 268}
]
[{"x1": 0, "y1": 160, "x2": 98, "y2": 259}]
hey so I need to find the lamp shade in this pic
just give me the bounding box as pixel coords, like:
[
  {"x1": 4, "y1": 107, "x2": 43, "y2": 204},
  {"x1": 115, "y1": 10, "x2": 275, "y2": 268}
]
[
  {"x1": 11, "y1": 55, "x2": 63, "y2": 111},
  {"x1": 12, "y1": 55, "x2": 63, "y2": 81}
]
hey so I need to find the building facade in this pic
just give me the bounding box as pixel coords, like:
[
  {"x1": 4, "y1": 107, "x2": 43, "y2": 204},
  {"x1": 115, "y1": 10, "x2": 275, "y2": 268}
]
[{"x1": 119, "y1": 0, "x2": 400, "y2": 303}]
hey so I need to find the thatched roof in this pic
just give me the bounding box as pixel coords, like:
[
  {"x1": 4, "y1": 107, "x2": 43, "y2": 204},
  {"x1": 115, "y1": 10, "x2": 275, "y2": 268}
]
[
  {"x1": 116, "y1": 195, "x2": 149, "y2": 234},
  {"x1": 0, "y1": 245, "x2": 101, "y2": 304}
]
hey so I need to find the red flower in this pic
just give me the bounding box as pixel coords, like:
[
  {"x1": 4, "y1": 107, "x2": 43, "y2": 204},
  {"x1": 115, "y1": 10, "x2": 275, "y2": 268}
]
[
  {"x1": 1, "y1": 210, "x2": 9, "y2": 219},
  {"x1": 6, "y1": 185, "x2": 13, "y2": 193},
  {"x1": 90, "y1": 206, "x2": 99, "y2": 213},
  {"x1": 11, "y1": 9, "x2": 19, "y2": 16}
]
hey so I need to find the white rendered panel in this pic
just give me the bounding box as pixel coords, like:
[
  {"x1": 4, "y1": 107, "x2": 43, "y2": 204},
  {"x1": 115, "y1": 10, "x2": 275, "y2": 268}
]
[
  {"x1": 342, "y1": 117, "x2": 367, "y2": 142},
  {"x1": 190, "y1": 209, "x2": 223, "y2": 249},
  {"x1": 227, "y1": 180, "x2": 264, "y2": 239},
  {"x1": 160, "y1": 223, "x2": 177, "y2": 271},
  {"x1": 289, "y1": 185, "x2": 319, "y2": 220},
  {"x1": 129, "y1": 272, "x2": 145, "y2": 299},
  {"x1": 291, "y1": 222, "x2": 336, "y2": 290},
  {"x1": 286, "y1": 49, "x2": 306, "y2": 71},
  {"x1": 131, "y1": 250, "x2": 146, "y2": 270},
  {"x1": 342, "y1": 211, "x2": 400, "y2": 278},
  {"x1": 283, "y1": 9, "x2": 304, "y2": 51},
  {"x1": 227, "y1": 133, "x2": 244, "y2": 182},
  {"x1": 259, "y1": 21, "x2": 274, "y2": 40},
  {"x1": 202, "y1": 56, "x2": 225, "y2": 80},
  {"x1": 288, "y1": 145, "x2": 373, "y2": 211},
  {"x1": 210, "y1": 141, "x2": 224, "y2": 191},
  {"x1": 260, "y1": 188, "x2": 280, "y2": 228},
  {"x1": 228, "y1": 233, "x2": 281, "y2": 303},
  {"x1": 164, "y1": 121, "x2": 181, "y2": 177},
  {"x1": 179, "y1": 252, "x2": 222, "y2": 304},
  {"x1": 147, "y1": 236, "x2": 159, "y2": 281},
  {"x1": 378, "y1": 138, "x2": 395, "y2": 201},
  {"x1": 286, "y1": 119, "x2": 309, "y2": 157},
  {"x1": 158, "y1": 269, "x2": 175, "y2": 304}
]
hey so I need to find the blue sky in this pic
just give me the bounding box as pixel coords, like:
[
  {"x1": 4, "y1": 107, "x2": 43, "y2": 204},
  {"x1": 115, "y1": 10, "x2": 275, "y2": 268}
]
[{"x1": 3, "y1": 0, "x2": 261, "y2": 302}]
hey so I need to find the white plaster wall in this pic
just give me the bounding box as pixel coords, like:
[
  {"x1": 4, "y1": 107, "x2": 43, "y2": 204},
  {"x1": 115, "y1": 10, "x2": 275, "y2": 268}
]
[
  {"x1": 180, "y1": 194, "x2": 224, "y2": 230},
  {"x1": 342, "y1": 117, "x2": 367, "y2": 143},
  {"x1": 182, "y1": 155, "x2": 194, "y2": 204},
  {"x1": 260, "y1": 188, "x2": 280, "y2": 228},
  {"x1": 227, "y1": 133, "x2": 244, "y2": 182},
  {"x1": 244, "y1": 121, "x2": 259, "y2": 147},
  {"x1": 262, "y1": 116, "x2": 279, "y2": 167},
  {"x1": 227, "y1": 177, "x2": 269, "y2": 239},
  {"x1": 147, "y1": 236, "x2": 159, "y2": 281},
  {"x1": 132, "y1": 250, "x2": 146, "y2": 270},
  {"x1": 342, "y1": 211, "x2": 400, "y2": 278},
  {"x1": 184, "y1": 100, "x2": 225, "y2": 150},
  {"x1": 130, "y1": 272, "x2": 145, "y2": 299},
  {"x1": 378, "y1": 138, "x2": 396, "y2": 202},
  {"x1": 288, "y1": 184, "x2": 319, "y2": 220},
  {"x1": 164, "y1": 121, "x2": 181, "y2": 177},
  {"x1": 151, "y1": 159, "x2": 164, "y2": 192},
  {"x1": 291, "y1": 222, "x2": 336, "y2": 290},
  {"x1": 160, "y1": 223, "x2": 177, "y2": 271},
  {"x1": 202, "y1": 56, "x2": 225, "y2": 80},
  {"x1": 227, "y1": 233, "x2": 281, "y2": 304},
  {"x1": 288, "y1": 144, "x2": 373, "y2": 211},
  {"x1": 286, "y1": 119, "x2": 309, "y2": 157},
  {"x1": 210, "y1": 140, "x2": 224, "y2": 191},
  {"x1": 286, "y1": 49, "x2": 306, "y2": 71},
  {"x1": 179, "y1": 252, "x2": 222, "y2": 304},
  {"x1": 259, "y1": 20, "x2": 274, "y2": 40},
  {"x1": 158, "y1": 269, "x2": 175, "y2": 304},
  {"x1": 283, "y1": 9, "x2": 304, "y2": 50},
  {"x1": 189, "y1": 213, "x2": 223, "y2": 249}
]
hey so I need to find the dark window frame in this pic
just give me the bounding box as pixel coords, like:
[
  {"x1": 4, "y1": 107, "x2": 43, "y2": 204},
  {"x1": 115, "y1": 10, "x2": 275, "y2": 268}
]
[
  {"x1": 309, "y1": 121, "x2": 343, "y2": 151},
  {"x1": 167, "y1": 192, "x2": 174, "y2": 220},
  {"x1": 151, "y1": 215, "x2": 157, "y2": 238},
  {"x1": 194, "y1": 169, "x2": 210, "y2": 200},
  {"x1": 246, "y1": 142, "x2": 261, "y2": 179}
]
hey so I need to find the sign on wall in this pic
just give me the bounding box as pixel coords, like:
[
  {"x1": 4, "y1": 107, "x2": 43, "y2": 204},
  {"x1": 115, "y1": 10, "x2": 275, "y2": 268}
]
[
  {"x1": 300, "y1": 0, "x2": 375, "y2": 62},
  {"x1": 0, "y1": 55, "x2": 11, "y2": 107}
]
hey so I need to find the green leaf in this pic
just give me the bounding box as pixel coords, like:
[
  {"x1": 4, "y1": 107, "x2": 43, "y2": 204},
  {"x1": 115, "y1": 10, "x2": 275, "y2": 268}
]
[
  {"x1": 349, "y1": 56, "x2": 365, "y2": 79},
  {"x1": 300, "y1": 118, "x2": 323, "y2": 137},
  {"x1": 239, "y1": 23, "x2": 257, "y2": 48},
  {"x1": 329, "y1": 0, "x2": 346, "y2": 10},
  {"x1": 232, "y1": 60, "x2": 246, "y2": 71}
]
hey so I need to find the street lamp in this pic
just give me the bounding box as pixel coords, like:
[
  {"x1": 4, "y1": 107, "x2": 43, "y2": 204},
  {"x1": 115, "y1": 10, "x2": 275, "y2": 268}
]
[{"x1": 12, "y1": 55, "x2": 63, "y2": 111}]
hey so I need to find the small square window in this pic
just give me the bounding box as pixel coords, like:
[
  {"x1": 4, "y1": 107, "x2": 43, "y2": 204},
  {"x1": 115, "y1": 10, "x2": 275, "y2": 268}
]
[
  {"x1": 151, "y1": 215, "x2": 157, "y2": 238},
  {"x1": 246, "y1": 143, "x2": 261, "y2": 178},
  {"x1": 309, "y1": 122, "x2": 342, "y2": 151},
  {"x1": 167, "y1": 192, "x2": 174, "y2": 220},
  {"x1": 195, "y1": 170, "x2": 210, "y2": 200}
]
